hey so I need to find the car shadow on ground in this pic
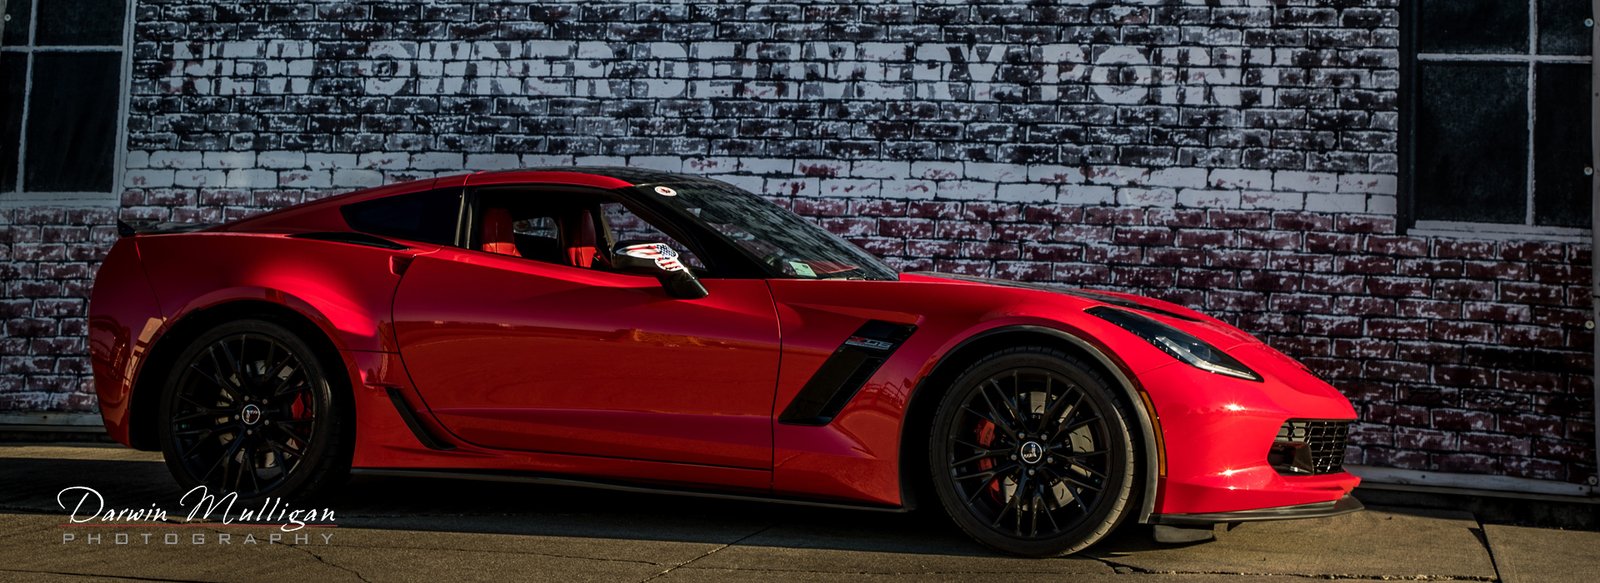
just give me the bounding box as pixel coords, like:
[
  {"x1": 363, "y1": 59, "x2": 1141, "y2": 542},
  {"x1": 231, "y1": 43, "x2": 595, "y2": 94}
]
[{"x1": 0, "y1": 449, "x2": 1182, "y2": 558}]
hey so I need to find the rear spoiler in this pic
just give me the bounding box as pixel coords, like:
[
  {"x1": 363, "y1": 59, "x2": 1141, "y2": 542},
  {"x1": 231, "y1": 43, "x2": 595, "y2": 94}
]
[{"x1": 116, "y1": 219, "x2": 218, "y2": 238}]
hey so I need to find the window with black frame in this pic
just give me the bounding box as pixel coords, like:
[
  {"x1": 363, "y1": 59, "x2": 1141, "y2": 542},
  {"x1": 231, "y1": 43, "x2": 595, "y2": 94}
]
[
  {"x1": 1, "y1": 0, "x2": 129, "y2": 202},
  {"x1": 1405, "y1": 1, "x2": 1595, "y2": 232}
]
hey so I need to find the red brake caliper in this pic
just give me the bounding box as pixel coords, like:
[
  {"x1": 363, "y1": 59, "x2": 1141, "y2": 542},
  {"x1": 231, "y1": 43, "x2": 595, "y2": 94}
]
[{"x1": 975, "y1": 420, "x2": 1002, "y2": 500}]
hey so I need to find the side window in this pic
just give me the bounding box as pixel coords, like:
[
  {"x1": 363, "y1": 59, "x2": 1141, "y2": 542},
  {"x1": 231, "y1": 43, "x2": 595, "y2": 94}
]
[
  {"x1": 600, "y1": 201, "x2": 706, "y2": 271},
  {"x1": 341, "y1": 189, "x2": 462, "y2": 246}
]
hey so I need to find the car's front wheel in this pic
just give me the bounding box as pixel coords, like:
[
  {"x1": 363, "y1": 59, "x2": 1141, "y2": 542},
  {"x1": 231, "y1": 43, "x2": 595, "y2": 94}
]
[
  {"x1": 157, "y1": 319, "x2": 349, "y2": 501},
  {"x1": 928, "y1": 346, "x2": 1137, "y2": 556}
]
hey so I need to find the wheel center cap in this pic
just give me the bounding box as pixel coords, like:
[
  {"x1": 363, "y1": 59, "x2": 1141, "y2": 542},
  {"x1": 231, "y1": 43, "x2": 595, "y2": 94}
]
[
  {"x1": 1019, "y1": 441, "x2": 1045, "y2": 464},
  {"x1": 240, "y1": 404, "x2": 263, "y2": 426}
]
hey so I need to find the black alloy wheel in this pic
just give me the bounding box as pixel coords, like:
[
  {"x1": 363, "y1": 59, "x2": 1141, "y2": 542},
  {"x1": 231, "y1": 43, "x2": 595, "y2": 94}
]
[
  {"x1": 929, "y1": 346, "x2": 1136, "y2": 556},
  {"x1": 158, "y1": 319, "x2": 349, "y2": 501}
]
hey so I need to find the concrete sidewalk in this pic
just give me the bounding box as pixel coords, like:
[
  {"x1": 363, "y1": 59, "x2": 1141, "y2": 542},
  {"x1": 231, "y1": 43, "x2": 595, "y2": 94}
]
[{"x1": 0, "y1": 444, "x2": 1594, "y2": 582}]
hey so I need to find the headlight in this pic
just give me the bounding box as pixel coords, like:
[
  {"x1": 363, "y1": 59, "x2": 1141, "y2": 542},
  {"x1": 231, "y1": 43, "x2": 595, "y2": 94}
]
[{"x1": 1087, "y1": 306, "x2": 1261, "y2": 382}]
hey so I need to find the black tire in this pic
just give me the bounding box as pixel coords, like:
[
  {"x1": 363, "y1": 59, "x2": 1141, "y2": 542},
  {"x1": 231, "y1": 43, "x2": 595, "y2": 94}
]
[
  {"x1": 927, "y1": 346, "x2": 1137, "y2": 557},
  {"x1": 157, "y1": 319, "x2": 350, "y2": 502}
]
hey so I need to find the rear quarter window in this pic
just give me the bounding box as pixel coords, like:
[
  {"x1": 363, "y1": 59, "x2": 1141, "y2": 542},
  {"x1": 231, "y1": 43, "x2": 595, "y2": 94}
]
[{"x1": 341, "y1": 189, "x2": 462, "y2": 246}]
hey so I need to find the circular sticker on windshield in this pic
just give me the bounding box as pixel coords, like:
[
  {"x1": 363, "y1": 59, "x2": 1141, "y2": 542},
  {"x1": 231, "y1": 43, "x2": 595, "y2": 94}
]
[{"x1": 654, "y1": 186, "x2": 677, "y2": 197}]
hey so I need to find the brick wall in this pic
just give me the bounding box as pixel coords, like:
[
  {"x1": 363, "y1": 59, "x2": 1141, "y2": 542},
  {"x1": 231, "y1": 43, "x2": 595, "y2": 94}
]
[{"x1": 1, "y1": 1, "x2": 1594, "y2": 485}]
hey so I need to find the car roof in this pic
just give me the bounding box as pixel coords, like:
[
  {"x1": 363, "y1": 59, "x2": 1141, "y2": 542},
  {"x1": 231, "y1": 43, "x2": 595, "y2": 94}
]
[{"x1": 466, "y1": 166, "x2": 715, "y2": 190}]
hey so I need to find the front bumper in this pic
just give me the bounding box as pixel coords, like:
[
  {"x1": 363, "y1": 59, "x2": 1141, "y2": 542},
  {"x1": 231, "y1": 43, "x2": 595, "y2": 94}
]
[{"x1": 1151, "y1": 494, "x2": 1365, "y2": 526}]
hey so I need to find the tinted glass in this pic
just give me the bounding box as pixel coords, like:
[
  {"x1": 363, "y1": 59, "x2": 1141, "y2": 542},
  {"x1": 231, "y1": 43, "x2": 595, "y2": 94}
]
[
  {"x1": 2, "y1": 0, "x2": 29, "y2": 46},
  {"x1": 1, "y1": 52, "x2": 22, "y2": 193},
  {"x1": 1539, "y1": 0, "x2": 1594, "y2": 55},
  {"x1": 601, "y1": 201, "x2": 706, "y2": 270},
  {"x1": 1534, "y1": 63, "x2": 1594, "y2": 227},
  {"x1": 1414, "y1": 63, "x2": 1529, "y2": 224},
  {"x1": 1419, "y1": 0, "x2": 1529, "y2": 54},
  {"x1": 342, "y1": 190, "x2": 463, "y2": 246},
  {"x1": 647, "y1": 182, "x2": 898, "y2": 280},
  {"x1": 25, "y1": 52, "x2": 119, "y2": 192},
  {"x1": 35, "y1": 0, "x2": 126, "y2": 46}
]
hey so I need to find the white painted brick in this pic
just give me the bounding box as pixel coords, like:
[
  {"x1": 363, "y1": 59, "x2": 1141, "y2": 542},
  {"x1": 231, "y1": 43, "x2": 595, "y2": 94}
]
[
  {"x1": 1273, "y1": 171, "x2": 1339, "y2": 193},
  {"x1": 307, "y1": 154, "x2": 358, "y2": 171},
  {"x1": 522, "y1": 154, "x2": 575, "y2": 167},
  {"x1": 965, "y1": 163, "x2": 1028, "y2": 183},
  {"x1": 850, "y1": 161, "x2": 909, "y2": 179},
  {"x1": 1178, "y1": 189, "x2": 1242, "y2": 209},
  {"x1": 409, "y1": 152, "x2": 465, "y2": 171},
  {"x1": 911, "y1": 162, "x2": 963, "y2": 181},
  {"x1": 1147, "y1": 168, "x2": 1209, "y2": 189},
  {"x1": 124, "y1": 170, "x2": 174, "y2": 188},
  {"x1": 148, "y1": 151, "x2": 203, "y2": 169},
  {"x1": 574, "y1": 155, "x2": 626, "y2": 167},
  {"x1": 1116, "y1": 187, "x2": 1178, "y2": 207},
  {"x1": 1028, "y1": 165, "x2": 1085, "y2": 185},
  {"x1": 767, "y1": 177, "x2": 819, "y2": 197},
  {"x1": 997, "y1": 183, "x2": 1056, "y2": 203},
  {"x1": 1338, "y1": 173, "x2": 1398, "y2": 195},
  {"x1": 1208, "y1": 169, "x2": 1273, "y2": 190},
  {"x1": 1060, "y1": 185, "x2": 1116, "y2": 206},
  {"x1": 358, "y1": 152, "x2": 410, "y2": 170},
  {"x1": 1241, "y1": 190, "x2": 1305, "y2": 210},
  {"x1": 257, "y1": 151, "x2": 306, "y2": 170},
  {"x1": 937, "y1": 181, "x2": 995, "y2": 200},
  {"x1": 173, "y1": 170, "x2": 227, "y2": 188},
  {"x1": 1305, "y1": 193, "x2": 1369, "y2": 213},
  {"x1": 224, "y1": 169, "x2": 276, "y2": 189},
  {"x1": 718, "y1": 175, "x2": 766, "y2": 194},
  {"x1": 821, "y1": 179, "x2": 881, "y2": 198},
  {"x1": 734, "y1": 157, "x2": 795, "y2": 176},
  {"x1": 882, "y1": 179, "x2": 937, "y2": 200},
  {"x1": 332, "y1": 169, "x2": 385, "y2": 188},
  {"x1": 466, "y1": 154, "x2": 522, "y2": 170},
  {"x1": 279, "y1": 170, "x2": 331, "y2": 189},
  {"x1": 203, "y1": 152, "x2": 255, "y2": 169},
  {"x1": 1367, "y1": 195, "x2": 1399, "y2": 214},
  {"x1": 125, "y1": 151, "x2": 150, "y2": 169}
]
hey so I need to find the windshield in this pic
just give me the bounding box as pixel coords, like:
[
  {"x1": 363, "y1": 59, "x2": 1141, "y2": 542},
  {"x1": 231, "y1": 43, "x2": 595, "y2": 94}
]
[{"x1": 640, "y1": 181, "x2": 898, "y2": 281}]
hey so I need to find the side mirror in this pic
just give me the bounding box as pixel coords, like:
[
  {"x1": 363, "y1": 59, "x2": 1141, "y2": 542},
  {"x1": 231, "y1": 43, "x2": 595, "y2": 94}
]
[{"x1": 612, "y1": 241, "x2": 709, "y2": 300}]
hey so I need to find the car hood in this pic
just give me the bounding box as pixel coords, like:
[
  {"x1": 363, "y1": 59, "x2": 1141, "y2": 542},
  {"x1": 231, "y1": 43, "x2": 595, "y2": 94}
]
[{"x1": 902, "y1": 271, "x2": 1262, "y2": 349}]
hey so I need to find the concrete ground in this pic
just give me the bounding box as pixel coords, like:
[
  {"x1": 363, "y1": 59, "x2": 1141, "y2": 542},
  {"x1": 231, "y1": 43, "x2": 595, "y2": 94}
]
[{"x1": 0, "y1": 444, "x2": 1594, "y2": 582}]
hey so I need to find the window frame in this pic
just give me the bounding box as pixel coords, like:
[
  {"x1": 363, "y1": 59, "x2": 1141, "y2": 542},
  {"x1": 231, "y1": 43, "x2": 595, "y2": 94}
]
[
  {"x1": 1399, "y1": 0, "x2": 1599, "y2": 239},
  {"x1": 0, "y1": 0, "x2": 135, "y2": 208}
]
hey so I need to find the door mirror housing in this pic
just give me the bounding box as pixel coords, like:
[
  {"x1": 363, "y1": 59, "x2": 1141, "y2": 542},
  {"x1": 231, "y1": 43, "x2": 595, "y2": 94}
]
[{"x1": 611, "y1": 241, "x2": 709, "y2": 300}]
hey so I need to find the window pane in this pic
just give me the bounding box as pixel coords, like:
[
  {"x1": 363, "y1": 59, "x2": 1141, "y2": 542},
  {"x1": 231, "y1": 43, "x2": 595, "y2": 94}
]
[
  {"x1": 342, "y1": 189, "x2": 463, "y2": 246},
  {"x1": 1534, "y1": 64, "x2": 1593, "y2": 227},
  {"x1": 1419, "y1": 0, "x2": 1529, "y2": 54},
  {"x1": 1540, "y1": 0, "x2": 1594, "y2": 55},
  {"x1": 1414, "y1": 63, "x2": 1529, "y2": 224},
  {"x1": 2, "y1": 0, "x2": 29, "y2": 46},
  {"x1": 35, "y1": 0, "x2": 125, "y2": 46},
  {"x1": 25, "y1": 52, "x2": 120, "y2": 192},
  {"x1": 1, "y1": 52, "x2": 22, "y2": 193},
  {"x1": 602, "y1": 202, "x2": 706, "y2": 270}
]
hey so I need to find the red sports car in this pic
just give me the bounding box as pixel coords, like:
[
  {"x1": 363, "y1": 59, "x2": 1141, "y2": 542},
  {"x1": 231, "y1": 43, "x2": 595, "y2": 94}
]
[{"x1": 90, "y1": 167, "x2": 1361, "y2": 556}]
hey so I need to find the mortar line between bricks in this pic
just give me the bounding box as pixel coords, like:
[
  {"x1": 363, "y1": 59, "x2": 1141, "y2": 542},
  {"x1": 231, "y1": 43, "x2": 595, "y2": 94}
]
[{"x1": 636, "y1": 523, "x2": 774, "y2": 583}]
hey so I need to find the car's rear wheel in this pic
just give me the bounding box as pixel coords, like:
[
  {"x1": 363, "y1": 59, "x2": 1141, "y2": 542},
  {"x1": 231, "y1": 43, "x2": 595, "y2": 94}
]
[
  {"x1": 928, "y1": 346, "x2": 1137, "y2": 556},
  {"x1": 158, "y1": 319, "x2": 349, "y2": 501}
]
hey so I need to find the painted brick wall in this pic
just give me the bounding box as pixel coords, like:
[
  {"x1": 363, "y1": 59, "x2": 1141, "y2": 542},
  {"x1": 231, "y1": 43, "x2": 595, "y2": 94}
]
[{"x1": 1, "y1": 1, "x2": 1594, "y2": 485}]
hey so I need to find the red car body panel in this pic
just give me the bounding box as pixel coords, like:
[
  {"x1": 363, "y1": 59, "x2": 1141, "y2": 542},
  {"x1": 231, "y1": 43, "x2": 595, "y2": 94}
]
[{"x1": 89, "y1": 169, "x2": 1360, "y2": 520}]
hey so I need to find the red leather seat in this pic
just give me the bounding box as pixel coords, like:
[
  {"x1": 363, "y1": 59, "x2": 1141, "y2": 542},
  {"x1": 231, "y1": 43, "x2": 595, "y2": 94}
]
[
  {"x1": 480, "y1": 207, "x2": 520, "y2": 257},
  {"x1": 557, "y1": 209, "x2": 598, "y2": 268}
]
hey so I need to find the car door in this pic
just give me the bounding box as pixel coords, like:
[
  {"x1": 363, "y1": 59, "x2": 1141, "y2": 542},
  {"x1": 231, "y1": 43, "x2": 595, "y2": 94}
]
[{"x1": 389, "y1": 188, "x2": 782, "y2": 471}]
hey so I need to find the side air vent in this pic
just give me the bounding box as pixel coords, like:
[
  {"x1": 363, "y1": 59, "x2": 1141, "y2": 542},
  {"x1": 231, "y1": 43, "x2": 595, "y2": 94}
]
[
  {"x1": 387, "y1": 388, "x2": 454, "y2": 451},
  {"x1": 779, "y1": 321, "x2": 917, "y2": 426}
]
